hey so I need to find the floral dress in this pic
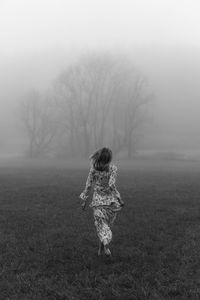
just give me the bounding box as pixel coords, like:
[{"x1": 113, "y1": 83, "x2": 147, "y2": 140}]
[{"x1": 80, "y1": 164, "x2": 123, "y2": 246}]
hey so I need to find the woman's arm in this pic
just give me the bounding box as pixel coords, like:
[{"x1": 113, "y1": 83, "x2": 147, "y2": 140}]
[
  {"x1": 109, "y1": 165, "x2": 122, "y2": 202},
  {"x1": 80, "y1": 167, "x2": 95, "y2": 204}
]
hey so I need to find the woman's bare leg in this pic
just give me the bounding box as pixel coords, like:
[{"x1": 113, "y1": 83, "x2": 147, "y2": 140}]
[{"x1": 98, "y1": 241, "x2": 104, "y2": 256}]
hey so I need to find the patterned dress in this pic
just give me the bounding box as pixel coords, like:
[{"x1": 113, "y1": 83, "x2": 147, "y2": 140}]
[{"x1": 80, "y1": 164, "x2": 123, "y2": 246}]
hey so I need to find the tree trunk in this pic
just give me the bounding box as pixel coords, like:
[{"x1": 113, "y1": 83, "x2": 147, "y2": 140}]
[
  {"x1": 127, "y1": 131, "x2": 133, "y2": 159},
  {"x1": 83, "y1": 125, "x2": 90, "y2": 158},
  {"x1": 29, "y1": 135, "x2": 35, "y2": 157}
]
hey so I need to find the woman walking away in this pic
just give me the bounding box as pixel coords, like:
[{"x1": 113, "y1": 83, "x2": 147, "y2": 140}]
[{"x1": 80, "y1": 147, "x2": 124, "y2": 257}]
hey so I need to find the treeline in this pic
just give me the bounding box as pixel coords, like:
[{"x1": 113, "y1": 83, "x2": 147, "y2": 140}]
[{"x1": 20, "y1": 53, "x2": 153, "y2": 159}]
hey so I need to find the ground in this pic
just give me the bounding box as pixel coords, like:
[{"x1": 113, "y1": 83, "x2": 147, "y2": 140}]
[{"x1": 0, "y1": 159, "x2": 200, "y2": 299}]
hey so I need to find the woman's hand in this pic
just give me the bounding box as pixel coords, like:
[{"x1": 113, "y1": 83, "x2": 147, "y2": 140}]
[
  {"x1": 119, "y1": 199, "x2": 125, "y2": 207},
  {"x1": 79, "y1": 192, "x2": 86, "y2": 200},
  {"x1": 81, "y1": 201, "x2": 86, "y2": 211},
  {"x1": 80, "y1": 192, "x2": 87, "y2": 210}
]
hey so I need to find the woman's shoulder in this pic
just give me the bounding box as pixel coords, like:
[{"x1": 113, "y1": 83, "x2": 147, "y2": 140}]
[
  {"x1": 89, "y1": 164, "x2": 96, "y2": 173},
  {"x1": 90, "y1": 164, "x2": 118, "y2": 174}
]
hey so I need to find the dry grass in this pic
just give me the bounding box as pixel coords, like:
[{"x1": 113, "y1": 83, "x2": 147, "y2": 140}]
[{"x1": 0, "y1": 161, "x2": 200, "y2": 299}]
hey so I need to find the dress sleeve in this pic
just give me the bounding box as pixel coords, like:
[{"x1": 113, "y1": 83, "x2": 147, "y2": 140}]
[
  {"x1": 80, "y1": 167, "x2": 95, "y2": 201},
  {"x1": 109, "y1": 165, "x2": 121, "y2": 199}
]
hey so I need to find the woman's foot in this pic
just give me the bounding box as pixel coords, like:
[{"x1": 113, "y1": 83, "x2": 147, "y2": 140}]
[{"x1": 104, "y1": 245, "x2": 111, "y2": 256}]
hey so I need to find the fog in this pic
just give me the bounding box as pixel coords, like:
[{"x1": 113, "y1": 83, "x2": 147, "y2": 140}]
[{"x1": 1, "y1": 0, "x2": 200, "y2": 160}]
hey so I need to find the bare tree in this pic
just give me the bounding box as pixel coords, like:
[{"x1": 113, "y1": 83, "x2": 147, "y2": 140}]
[
  {"x1": 20, "y1": 89, "x2": 57, "y2": 157},
  {"x1": 52, "y1": 54, "x2": 153, "y2": 158},
  {"x1": 110, "y1": 63, "x2": 153, "y2": 158},
  {"x1": 54, "y1": 54, "x2": 121, "y2": 157}
]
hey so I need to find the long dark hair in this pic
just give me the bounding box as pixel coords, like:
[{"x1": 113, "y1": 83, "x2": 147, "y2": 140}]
[{"x1": 90, "y1": 147, "x2": 112, "y2": 172}]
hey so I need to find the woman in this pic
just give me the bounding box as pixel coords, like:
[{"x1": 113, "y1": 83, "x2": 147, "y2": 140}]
[{"x1": 80, "y1": 147, "x2": 124, "y2": 256}]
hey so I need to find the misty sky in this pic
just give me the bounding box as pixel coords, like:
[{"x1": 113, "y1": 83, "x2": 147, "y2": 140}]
[
  {"x1": 1, "y1": 0, "x2": 200, "y2": 154},
  {"x1": 1, "y1": 0, "x2": 200, "y2": 56}
]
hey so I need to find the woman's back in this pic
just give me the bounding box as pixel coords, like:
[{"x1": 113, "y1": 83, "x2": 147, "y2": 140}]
[
  {"x1": 87, "y1": 164, "x2": 122, "y2": 208},
  {"x1": 93, "y1": 166, "x2": 112, "y2": 191}
]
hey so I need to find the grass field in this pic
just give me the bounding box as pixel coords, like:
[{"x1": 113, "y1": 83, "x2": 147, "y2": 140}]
[{"x1": 0, "y1": 159, "x2": 200, "y2": 299}]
